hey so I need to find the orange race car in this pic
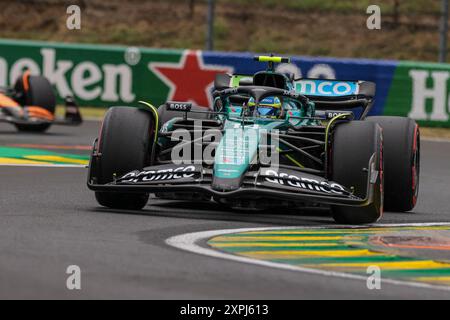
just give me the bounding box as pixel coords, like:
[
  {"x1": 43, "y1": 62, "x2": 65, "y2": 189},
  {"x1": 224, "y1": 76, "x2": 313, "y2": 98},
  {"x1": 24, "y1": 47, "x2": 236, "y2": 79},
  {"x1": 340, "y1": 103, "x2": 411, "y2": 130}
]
[{"x1": 0, "y1": 71, "x2": 82, "y2": 132}]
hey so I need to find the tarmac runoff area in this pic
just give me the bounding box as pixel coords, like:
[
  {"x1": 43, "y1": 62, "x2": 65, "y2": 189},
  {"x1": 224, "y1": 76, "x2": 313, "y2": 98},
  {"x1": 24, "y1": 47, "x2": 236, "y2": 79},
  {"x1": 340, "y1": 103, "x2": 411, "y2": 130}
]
[{"x1": 1, "y1": 119, "x2": 450, "y2": 298}]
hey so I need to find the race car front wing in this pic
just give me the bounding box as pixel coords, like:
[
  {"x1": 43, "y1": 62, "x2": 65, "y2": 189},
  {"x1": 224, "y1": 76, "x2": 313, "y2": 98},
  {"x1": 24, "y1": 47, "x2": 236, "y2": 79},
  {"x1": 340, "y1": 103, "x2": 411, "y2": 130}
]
[
  {"x1": 0, "y1": 96, "x2": 82, "y2": 127},
  {"x1": 87, "y1": 152, "x2": 378, "y2": 208}
]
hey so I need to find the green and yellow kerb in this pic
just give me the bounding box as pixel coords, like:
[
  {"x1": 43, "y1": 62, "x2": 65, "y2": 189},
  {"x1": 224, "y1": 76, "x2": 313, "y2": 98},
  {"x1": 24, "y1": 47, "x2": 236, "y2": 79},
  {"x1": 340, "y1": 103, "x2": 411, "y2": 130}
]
[{"x1": 208, "y1": 225, "x2": 450, "y2": 286}]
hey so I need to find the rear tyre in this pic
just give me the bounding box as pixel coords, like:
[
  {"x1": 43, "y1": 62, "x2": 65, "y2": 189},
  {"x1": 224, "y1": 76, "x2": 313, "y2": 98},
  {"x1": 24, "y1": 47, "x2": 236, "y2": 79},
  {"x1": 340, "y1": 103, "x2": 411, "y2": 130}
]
[
  {"x1": 94, "y1": 107, "x2": 154, "y2": 210},
  {"x1": 331, "y1": 121, "x2": 384, "y2": 225},
  {"x1": 14, "y1": 75, "x2": 56, "y2": 132},
  {"x1": 367, "y1": 116, "x2": 420, "y2": 212}
]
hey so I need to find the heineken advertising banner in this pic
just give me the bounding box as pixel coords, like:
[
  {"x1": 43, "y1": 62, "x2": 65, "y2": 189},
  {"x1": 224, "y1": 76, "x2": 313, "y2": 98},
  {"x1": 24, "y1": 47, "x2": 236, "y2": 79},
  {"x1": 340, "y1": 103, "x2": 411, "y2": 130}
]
[{"x1": 1, "y1": 38, "x2": 450, "y2": 126}]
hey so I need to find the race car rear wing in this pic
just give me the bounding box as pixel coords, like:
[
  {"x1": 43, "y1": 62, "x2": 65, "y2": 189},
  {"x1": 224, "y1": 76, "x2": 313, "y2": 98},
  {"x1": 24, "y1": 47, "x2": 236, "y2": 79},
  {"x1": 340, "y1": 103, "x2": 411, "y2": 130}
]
[
  {"x1": 216, "y1": 74, "x2": 375, "y2": 99},
  {"x1": 294, "y1": 79, "x2": 375, "y2": 119},
  {"x1": 294, "y1": 79, "x2": 374, "y2": 100},
  {"x1": 215, "y1": 74, "x2": 376, "y2": 119}
]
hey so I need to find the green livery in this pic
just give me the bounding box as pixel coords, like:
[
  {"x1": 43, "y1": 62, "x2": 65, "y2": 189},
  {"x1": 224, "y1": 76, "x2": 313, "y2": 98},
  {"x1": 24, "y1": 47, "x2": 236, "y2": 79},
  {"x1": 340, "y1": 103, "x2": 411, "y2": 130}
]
[{"x1": 88, "y1": 55, "x2": 421, "y2": 225}]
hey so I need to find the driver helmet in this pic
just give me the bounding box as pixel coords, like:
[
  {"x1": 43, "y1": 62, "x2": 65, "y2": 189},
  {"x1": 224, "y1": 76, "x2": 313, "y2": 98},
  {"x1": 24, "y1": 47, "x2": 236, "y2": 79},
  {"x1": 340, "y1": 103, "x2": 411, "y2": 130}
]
[{"x1": 247, "y1": 96, "x2": 282, "y2": 118}]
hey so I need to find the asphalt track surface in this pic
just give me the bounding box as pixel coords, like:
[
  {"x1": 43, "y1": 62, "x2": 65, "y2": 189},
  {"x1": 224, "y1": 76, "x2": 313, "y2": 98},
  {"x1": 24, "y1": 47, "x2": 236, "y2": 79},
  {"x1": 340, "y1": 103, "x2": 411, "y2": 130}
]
[{"x1": 1, "y1": 120, "x2": 450, "y2": 299}]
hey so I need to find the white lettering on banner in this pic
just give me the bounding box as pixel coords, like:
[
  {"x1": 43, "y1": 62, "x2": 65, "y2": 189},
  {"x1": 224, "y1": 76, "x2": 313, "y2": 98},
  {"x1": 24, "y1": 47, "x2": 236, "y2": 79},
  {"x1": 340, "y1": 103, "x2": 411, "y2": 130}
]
[
  {"x1": 71, "y1": 62, "x2": 102, "y2": 100},
  {"x1": 9, "y1": 58, "x2": 40, "y2": 84},
  {"x1": 276, "y1": 63, "x2": 336, "y2": 80},
  {"x1": 2, "y1": 48, "x2": 134, "y2": 103},
  {"x1": 41, "y1": 48, "x2": 74, "y2": 97},
  {"x1": 409, "y1": 70, "x2": 450, "y2": 121},
  {"x1": 101, "y1": 64, "x2": 135, "y2": 102},
  {"x1": 307, "y1": 64, "x2": 336, "y2": 79},
  {"x1": 1, "y1": 47, "x2": 341, "y2": 106},
  {"x1": 275, "y1": 63, "x2": 302, "y2": 79},
  {"x1": 0, "y1": 58, "x2": 6, "y2": 87}
]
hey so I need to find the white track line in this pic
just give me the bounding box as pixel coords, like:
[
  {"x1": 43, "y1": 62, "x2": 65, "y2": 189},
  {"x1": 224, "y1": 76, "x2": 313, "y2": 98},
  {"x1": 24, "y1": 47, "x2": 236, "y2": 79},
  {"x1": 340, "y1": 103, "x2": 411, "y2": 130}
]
[
  {"x1": 166, "y1": 223, "x2": 450, "y2": 292},
  {"x1": 422, "y1": 137, "x2": 450, "y2": 143}
]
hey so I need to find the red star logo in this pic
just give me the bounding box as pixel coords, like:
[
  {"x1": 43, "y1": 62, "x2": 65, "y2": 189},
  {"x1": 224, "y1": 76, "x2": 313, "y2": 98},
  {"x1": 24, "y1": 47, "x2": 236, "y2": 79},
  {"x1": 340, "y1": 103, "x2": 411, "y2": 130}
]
[{"x1": 149, "y1": 50, "x2": 232, "y2": 108}]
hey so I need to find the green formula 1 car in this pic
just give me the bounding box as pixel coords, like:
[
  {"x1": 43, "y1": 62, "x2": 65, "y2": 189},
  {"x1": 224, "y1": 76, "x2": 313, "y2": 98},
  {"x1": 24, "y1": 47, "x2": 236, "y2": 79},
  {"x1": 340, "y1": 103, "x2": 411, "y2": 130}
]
[{"x1": 87, "y1": 56, "x2": 420, "y2": 224}]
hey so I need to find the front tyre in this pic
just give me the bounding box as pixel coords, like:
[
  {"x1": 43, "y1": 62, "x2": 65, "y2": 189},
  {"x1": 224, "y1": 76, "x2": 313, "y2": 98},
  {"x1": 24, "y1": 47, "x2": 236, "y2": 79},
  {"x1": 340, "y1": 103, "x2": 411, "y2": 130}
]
[
  {"x1": 331, "y1": 121, "x2": 384, "y2": 225},
  {"x1": 94, "y1": 107, "x2": 154, "y2": 210},
  {"x1": 14, "y1": 75, "x2": 56, "y2": 133}
]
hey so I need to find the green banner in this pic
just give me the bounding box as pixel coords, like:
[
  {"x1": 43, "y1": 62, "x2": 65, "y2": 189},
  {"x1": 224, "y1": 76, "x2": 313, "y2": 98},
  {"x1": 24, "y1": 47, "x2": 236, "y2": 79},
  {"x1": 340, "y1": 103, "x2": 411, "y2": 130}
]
[
  {"x1": 3, "y1": 38, "x2": 450, "y2": 127},
  {"x1": 385, "y1": 61, "x2": 450, "y2": 127},
  {"x1": 0, "y1": 39, "x2": 181, "y2": 107}
]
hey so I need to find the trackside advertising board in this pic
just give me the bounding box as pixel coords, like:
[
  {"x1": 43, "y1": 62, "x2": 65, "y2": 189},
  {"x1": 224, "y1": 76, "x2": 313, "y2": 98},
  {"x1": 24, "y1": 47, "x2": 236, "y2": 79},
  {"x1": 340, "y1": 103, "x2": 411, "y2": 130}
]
[{"x1": 1, "y1": 38, "x2": 450, "y2": 127}]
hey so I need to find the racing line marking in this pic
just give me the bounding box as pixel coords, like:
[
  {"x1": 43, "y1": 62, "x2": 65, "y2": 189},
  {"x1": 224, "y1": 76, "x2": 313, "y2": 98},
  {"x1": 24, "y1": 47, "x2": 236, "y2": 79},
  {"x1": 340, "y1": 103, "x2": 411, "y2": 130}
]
[{"x1": 166, "y1": 223, "x2": 450, "y2": 292}]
